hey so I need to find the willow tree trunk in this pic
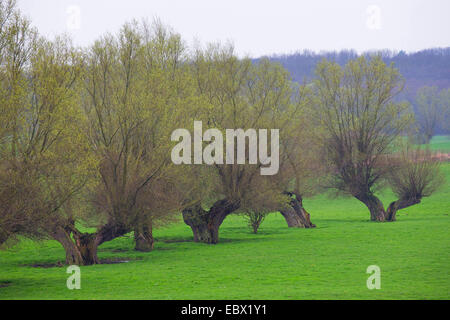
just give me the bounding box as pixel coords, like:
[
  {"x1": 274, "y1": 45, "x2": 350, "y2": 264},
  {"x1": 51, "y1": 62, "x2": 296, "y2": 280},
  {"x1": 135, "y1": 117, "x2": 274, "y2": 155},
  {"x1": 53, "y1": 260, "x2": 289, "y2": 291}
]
[
  {"x1": 52, "y1": 223, "x2": 129, "y2": 266},
  {"x1": 51, "y1": 227, "x2": 84, "y2": 265},
  {"x1": 52, "y1": 231, "x2": 100, "y2": 265},
  {"x1": 280, "y1": 193, "x2": 315, "y2": 228},
  {"x1": 182, "y1": 199, "x2": 240, "y2": 244},
  {"x1": 355, "y1": 193, "x2": 386, "y2": 222},
  {"x1": 386, "y1": 198, "x2": 421, "y2": 222},
  {"x1": 134, "y1": 222, "x2": 154, "y2": 252},
  {"x1": 75, "y1": 234, "x2": 100, "y2": 265}
]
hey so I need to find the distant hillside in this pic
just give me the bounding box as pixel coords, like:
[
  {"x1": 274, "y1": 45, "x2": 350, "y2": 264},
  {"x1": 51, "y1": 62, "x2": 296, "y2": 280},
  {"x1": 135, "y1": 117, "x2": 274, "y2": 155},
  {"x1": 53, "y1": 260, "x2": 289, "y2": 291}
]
[
  {"x1": 260, "y1": 48, "x2": 450, "y2": 103},
  {"x1": 260, "y1": 48, "x2": 450, "y2": 134}
]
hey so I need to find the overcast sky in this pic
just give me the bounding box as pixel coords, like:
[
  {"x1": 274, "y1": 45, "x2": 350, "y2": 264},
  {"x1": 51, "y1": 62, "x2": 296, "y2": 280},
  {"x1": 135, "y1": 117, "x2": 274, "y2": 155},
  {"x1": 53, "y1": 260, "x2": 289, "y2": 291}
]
[{"x1": 17, "y1": 0, "x2": 450, "y2": 58}]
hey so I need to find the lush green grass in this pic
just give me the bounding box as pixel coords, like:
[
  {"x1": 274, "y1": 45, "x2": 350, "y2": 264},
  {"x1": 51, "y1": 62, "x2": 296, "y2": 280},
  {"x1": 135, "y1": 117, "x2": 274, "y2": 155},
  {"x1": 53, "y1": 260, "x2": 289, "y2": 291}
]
[
  {"x1": 427, "y1": 135, "x2": 450, "y2": 152},
  {"x1": 401, "y1": 135, "x2": 450, "y2": 152},
  {"x1": 1, "y1": 161, "x2": 449, "y2": 300}
]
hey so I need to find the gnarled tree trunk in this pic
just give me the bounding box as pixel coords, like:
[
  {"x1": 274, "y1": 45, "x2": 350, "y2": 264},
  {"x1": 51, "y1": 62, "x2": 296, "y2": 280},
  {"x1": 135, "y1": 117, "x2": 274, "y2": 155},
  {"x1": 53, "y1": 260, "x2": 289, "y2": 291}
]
[
  {"x1": 280, "y1": 192, "x2": 315, "y2": 228},
  {"x1": 52, "y1": 223, "x2": 130, "y2": 266},
  {"x1": 355, "y1": 193, "x2": 386, "y2": 222},
  {"x1": 74, "y1": 233, "x2": 100, "y2": 265},
  {"x1": 355, "y1": 192, "x2": 422, "y2": 222},
  {"x1": 51, "y1": 226, "x2": 84, "y2": 265},
  {"x1": 134, "y1": 222, "x2": 154, "y2": 252},
  {"x1": 386, "y1": 198, "x2": 421, "y2": 222},
  {"x1": 182, "y1": 199, "x2": 240, "y2": 244}
]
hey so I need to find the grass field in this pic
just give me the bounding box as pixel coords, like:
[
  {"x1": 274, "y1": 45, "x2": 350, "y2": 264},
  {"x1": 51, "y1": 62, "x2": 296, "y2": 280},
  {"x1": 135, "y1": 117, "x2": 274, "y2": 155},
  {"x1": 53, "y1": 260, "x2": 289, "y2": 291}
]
[
  {"x1": 0, "y1": 139, "x2": 449, "y2": 300},
  {"x1": 423, "y1": 135, "x2": 450, "y2": 152}
]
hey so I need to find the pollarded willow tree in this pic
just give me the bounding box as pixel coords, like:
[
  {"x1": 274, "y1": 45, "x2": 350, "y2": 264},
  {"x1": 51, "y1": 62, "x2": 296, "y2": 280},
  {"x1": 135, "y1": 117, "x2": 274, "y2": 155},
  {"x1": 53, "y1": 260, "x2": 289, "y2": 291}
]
[
  {"x1": 414, "y1": 86, "x2": 450, "y2": 143},
  {"x1": 275, "y1": 84, "x2": 325, "y2": 228},
  {"x1": 0, "y1": 0, "x2": 38, "y2": 245},
  {"x1": 314, "y1": 55, "x2": 444, "y2": 222},
  {"x1": 178, "y1": 44, "x2": 316, "y2": 244},
  {"x1": 414, "y1": 86, "x2": 440, "y2": 144},
  {"x1": 385, "y1": 147, "x2": 444, "y2": 221},
  {"x1": 0, "y1": 0, "x2": 93, "y2": 248},
  {"x1": 50, "y1": 20, "x2": 201, "y2": 265},
  {"x1": 29, "y1": 36, "x2": 97, "y2": 255}
]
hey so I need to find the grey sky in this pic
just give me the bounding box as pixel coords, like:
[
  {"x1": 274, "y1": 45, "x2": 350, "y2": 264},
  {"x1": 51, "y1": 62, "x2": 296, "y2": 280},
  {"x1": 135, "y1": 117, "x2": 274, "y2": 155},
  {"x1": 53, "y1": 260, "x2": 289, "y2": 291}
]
[{"x1": 17, "y1": 0, "x2": 450, "y2": 58}]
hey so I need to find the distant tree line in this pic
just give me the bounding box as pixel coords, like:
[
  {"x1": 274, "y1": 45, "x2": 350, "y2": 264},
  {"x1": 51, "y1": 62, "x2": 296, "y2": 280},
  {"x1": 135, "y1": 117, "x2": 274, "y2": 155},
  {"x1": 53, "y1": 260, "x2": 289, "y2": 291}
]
[{"x1": 263, "y1": 48, "x2": 450, "y2": 136}]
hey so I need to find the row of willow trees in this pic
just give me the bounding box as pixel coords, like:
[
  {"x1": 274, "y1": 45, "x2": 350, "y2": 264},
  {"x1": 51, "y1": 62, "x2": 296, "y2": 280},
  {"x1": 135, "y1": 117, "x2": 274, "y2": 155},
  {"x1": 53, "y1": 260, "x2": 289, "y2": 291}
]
[{"x1": 0, "y1": 1, "x2": 444, "y2": 265}]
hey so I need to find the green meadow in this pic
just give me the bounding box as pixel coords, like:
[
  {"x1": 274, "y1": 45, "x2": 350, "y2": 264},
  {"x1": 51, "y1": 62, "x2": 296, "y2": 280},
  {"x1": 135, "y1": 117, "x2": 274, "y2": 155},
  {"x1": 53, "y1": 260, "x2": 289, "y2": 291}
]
[
  {"x1": 426, "y1": 135, "x2": 450, "y2": 152},
  {"x1": 1, "y1": 138, "x2": 449, "y2": 300}
]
